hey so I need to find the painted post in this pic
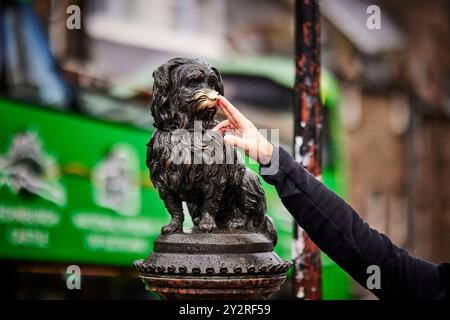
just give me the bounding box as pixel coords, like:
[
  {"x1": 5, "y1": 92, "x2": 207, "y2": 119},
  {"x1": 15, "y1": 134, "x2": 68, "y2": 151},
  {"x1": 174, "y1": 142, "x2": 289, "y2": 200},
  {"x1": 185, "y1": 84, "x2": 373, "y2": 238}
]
[{"x1": 293, "y1": 0, "x2": 323, "y2": 300}]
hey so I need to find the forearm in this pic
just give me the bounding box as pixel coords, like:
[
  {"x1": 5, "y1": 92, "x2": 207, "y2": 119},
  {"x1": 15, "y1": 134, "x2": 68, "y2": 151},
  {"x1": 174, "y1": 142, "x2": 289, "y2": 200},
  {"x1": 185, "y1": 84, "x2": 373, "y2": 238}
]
[{"x1": 260, "y1": 146, "x2": 447, "y2": 299}]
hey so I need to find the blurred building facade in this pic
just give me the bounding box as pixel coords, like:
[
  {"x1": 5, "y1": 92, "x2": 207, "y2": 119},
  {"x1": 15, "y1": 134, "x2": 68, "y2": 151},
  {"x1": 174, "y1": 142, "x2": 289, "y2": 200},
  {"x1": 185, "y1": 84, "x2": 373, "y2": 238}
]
[{"x1": 321, "y1": 0, "x2": 450, "y2": 267}]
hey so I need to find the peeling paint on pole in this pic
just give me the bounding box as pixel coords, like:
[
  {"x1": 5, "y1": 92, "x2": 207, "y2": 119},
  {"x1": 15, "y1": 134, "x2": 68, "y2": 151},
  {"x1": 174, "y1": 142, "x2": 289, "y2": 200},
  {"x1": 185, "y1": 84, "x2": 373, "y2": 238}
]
[{"x1": 293, "y1": 0, "x2": 322, "y2": 300}]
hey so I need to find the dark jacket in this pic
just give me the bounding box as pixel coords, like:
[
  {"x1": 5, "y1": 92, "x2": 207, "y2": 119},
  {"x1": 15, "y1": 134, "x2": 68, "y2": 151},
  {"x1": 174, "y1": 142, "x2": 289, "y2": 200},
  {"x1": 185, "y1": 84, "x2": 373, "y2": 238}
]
[{"x1": 260, "y1": 146, "x2": 450, "y2": 300}]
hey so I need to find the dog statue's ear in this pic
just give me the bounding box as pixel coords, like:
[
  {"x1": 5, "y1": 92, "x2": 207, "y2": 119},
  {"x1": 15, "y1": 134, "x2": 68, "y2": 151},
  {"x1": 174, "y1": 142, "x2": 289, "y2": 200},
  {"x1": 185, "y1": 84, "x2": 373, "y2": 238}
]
[
  {"x1": 152, "y1": 64, "x2": 171, "y2": 96},
  {"x1": 150, "y1": 64, "x2": 171, "y2": 129},
  {"x1": 153, "y1": 57, "x2": 188, "y2": 95},
  {"x1": 151, "y1": 60, "x2": 181, "y2": 128},
  {"x1": 211, "y1": 66, "x2": 224, "y2": 95}
]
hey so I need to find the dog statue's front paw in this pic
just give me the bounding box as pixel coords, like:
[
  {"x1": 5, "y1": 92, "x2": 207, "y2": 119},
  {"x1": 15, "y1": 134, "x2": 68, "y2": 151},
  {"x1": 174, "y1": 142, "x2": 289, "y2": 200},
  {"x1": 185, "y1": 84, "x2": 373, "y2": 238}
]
[
  {"x1": 199, "y1": 214, "x2": 217, "y2": 233},
  {"x1": 227, "y1": 218, "x2": 245, "y2": 229},
  {"x1": 161, "y1": 218, "x2": 183, "y2": 234}
]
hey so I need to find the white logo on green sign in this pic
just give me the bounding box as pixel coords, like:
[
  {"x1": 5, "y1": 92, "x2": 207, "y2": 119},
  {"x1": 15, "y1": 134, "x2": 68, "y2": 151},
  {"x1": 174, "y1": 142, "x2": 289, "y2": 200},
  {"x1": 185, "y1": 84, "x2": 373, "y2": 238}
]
[
  {"x1": 92, "y1": 144, "x2": 141, "y2": 216},
  {"x1": 0, "y1": 131, "x2": 67, "y2": 206}
]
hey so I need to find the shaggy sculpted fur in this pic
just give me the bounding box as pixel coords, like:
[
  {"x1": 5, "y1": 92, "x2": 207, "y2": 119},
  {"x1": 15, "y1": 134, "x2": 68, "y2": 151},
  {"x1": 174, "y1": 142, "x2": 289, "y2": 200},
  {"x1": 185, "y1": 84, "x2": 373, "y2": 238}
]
[{"x1": 147, "y1": 57, "x2": 276, "y2": 244}]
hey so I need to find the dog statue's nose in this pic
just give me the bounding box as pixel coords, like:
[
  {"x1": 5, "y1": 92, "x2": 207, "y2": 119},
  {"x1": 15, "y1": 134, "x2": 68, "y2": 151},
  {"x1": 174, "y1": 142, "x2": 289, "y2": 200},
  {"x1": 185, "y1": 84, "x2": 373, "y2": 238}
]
[
  {"x1": 190, "y1": 89, "x2": 219, "y2": 110},
  {"x1": 207, "y1": 90, "x2": 219, "y2": 101}
]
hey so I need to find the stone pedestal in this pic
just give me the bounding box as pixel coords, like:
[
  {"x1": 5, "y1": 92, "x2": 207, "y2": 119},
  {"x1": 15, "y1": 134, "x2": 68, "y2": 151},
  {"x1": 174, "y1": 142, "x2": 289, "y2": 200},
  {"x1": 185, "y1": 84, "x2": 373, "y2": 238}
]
[{"x1": 134, "y1": 229, "x2": 291, "y2": 299}]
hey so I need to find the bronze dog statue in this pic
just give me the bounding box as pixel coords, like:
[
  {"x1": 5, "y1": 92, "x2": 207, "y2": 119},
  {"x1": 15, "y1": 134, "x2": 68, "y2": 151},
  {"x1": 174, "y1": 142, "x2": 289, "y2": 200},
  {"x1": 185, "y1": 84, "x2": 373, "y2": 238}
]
[{"x1": 147, "y1": 57, "x2": 276, "y2": 244}]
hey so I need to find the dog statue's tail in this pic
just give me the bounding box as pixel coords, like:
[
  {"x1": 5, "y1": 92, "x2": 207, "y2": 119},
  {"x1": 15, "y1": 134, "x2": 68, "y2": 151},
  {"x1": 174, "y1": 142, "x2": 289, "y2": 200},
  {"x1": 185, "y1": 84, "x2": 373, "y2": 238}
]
[
  {"x1": 263, "y1": 215, "x2": 278, "y2": 246},
  {"x1": 242, "y1": 168, "x2": 278, "y2": 246}
]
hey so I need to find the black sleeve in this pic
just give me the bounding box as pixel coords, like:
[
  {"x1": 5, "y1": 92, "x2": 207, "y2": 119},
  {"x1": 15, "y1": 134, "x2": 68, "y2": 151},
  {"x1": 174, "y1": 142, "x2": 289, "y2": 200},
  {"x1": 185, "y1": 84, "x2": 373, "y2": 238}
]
[{"x1": 260, "y1": 146, "x2": 449, "y2": 300}]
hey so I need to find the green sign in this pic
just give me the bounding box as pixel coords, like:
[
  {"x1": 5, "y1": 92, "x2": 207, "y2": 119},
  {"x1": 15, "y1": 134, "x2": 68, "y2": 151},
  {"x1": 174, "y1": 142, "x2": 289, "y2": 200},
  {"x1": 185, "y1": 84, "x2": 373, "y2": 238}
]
[{"x1": 0, "y1": 98, "x2": 292, "y2": 266}]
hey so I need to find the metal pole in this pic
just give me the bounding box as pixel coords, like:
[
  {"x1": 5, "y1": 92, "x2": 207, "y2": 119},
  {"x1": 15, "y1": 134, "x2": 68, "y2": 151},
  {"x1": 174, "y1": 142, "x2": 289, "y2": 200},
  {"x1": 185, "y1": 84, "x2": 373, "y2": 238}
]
[{"x1": 293, "y1": 0, "x2": 322, "y2": 300}]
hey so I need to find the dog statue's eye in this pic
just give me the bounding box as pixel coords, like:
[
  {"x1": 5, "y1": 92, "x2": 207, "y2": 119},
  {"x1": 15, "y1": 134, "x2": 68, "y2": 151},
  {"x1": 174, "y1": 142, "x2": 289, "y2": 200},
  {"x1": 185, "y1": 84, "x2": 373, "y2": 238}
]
[
  {"x1": 207, "y1": 78, "x2": 217, "y2": 88},
  {"x1": 187, "y1": 78, "x2": 202, "y2": 87}
]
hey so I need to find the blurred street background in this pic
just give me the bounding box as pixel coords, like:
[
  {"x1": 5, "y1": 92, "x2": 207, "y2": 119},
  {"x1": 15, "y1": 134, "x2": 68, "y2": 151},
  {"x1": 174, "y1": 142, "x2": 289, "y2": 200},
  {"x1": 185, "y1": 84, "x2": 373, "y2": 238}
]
[{"x1": 0, "y1": 0, "x2": 449, "y2": 299}]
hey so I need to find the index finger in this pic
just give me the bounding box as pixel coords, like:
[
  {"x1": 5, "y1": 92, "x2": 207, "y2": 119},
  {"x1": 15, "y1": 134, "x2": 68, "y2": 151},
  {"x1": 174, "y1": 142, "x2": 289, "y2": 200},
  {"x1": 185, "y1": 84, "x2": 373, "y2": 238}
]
[{"x1": 217, "y1": 96, "x2": 249, "y2": 127}]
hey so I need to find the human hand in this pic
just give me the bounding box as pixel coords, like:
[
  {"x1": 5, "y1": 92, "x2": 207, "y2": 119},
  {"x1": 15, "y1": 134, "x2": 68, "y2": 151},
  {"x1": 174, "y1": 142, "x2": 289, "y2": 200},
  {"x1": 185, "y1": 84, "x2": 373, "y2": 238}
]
[{"x1": 213, "y1": 96, "x2": 273, "y2": 164}]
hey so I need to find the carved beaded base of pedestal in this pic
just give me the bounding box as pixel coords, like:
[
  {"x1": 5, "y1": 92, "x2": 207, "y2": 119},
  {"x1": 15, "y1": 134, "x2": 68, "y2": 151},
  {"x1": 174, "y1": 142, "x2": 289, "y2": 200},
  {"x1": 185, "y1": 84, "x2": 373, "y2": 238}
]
[{"x1": 134, "y1": 229, "x2": 291, "y2": 299}]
